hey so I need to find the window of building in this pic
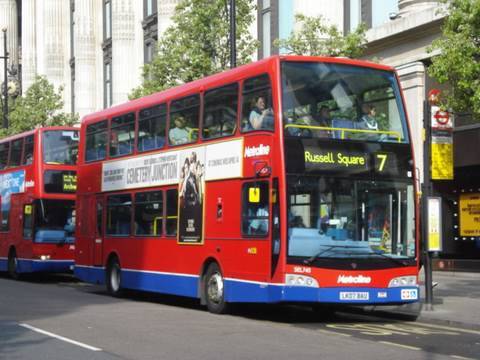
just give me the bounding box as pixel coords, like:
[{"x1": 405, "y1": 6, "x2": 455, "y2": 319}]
[
  {"x1": 0, "y1": 142, "x2": 10, "y2": 169},
  {"x1": 372, "y1": 0, "x2": 398, "y2": 27},
  {"x1": 106, "y1": 194, "x2": 132, "y2": 236},
  {"x1": 242, "y1": 181, "x2": 269, "y2": 237},
  {"x1": 85, "y1": 120, "x2": 108, "y2": 162},
  {"x1": 166, "y1": 189, "x2": 178, "y2": 236},
  {"x1": 203, "y1": 83, "x2": 238, "y2": 139},
  {"x1": 241, "y1": 74, "x2": 274, "y2": 132},
  {"x1": 110, "y1": 113, "x2": 135, "y2": 157},
  {"x1": 261, "y1": 1, "x2": 271, "y2": 58},
  {"x1": 104, "y1": 61, "x2": 112, "y2": 108},
  {"x1": 104, "y1": 0, "x2": 112, "y2": 40},
  {"x1": 144, "y1": 0, "x2": 157, "y2": 18},
  {"x1": 138, "y1": 104, "x2": 166, "y2": 152},
  {"x1": 9, "y1": 138, "x2": 23, "y2": 167},
  {"x1": 22, "y1": 135, "x2": 34, "y2": 165},
  {"x1": 169, "y1": 95, "x2": 200, "y2": 146},
  {"x1": 135, "y1": 191, "x2": 163, "y2": 236}
]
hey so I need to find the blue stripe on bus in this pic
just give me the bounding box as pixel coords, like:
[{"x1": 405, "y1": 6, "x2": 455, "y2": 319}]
[
  {"x1": 0, "y1": 258, "x2": 7, "y2": 272},
  {"x1": 74, "y1": 265, "x2": 419, "y2": 305},
  {"x1": 0, "y1": 258, "x2": 73, "y2": 273},
  {"x1": 17, "y1": 259, "x2": 74, "y2": 273}
]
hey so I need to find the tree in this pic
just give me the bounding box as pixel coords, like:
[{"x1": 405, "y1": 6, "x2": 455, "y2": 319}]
[
  {"x1": 428, "y1": 0, "x2": 480, "y2": 121},
  {"x1": 273, "y1": 14, "x2": 367, "y2": 58},
  {"x1": 130, "y1": 0, "x2": 258, "y2": 99},
  {"x1": 0, "y1": 75, "x2": 77, "y2": 137}
]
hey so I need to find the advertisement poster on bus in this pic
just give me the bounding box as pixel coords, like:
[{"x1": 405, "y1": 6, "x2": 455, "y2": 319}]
[
  {"x1": 0, "y1": 170, "x2": 25, "y2": 229},
  {"x1": 178, "y1": 148, "x2": 205, "y2": 244}
]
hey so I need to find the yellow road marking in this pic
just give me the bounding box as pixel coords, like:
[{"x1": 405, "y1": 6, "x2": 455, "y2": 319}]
[
  {"x1": 450, "y1": 355, "x2": 477, "y2": 360},
  {"x1": 415, "y1": 322, "x2": 480, "y2": 336},
  {"x1": 316, "y1": 328, "x2": 351, "y2": 337}
]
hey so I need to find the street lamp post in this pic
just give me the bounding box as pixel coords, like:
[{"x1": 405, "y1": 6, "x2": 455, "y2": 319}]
[{"x1": 1, "y1": 27, "x2": 8, "y2": 129}]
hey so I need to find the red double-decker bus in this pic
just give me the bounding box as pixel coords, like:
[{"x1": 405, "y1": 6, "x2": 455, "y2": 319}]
[
  {"x1": 0, "y1": 127, "x2": 79, "y2": 278},
  {"x1": 75, "y1": 55, "x2": 419, "y2": 314}
]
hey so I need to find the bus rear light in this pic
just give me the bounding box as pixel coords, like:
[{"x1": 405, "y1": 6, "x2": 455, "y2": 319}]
[
  {"x1": 39, "y1": 255, "x2": 51, "y2": 261},
  {"x1": 388, "y1": 276, "x2": 417, "y2": 287},
  {"x1": 286, "y1": 274, "x2": 319, "y2": 287}
]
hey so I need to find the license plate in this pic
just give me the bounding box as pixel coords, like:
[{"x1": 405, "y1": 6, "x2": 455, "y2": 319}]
[
  {"x1": 401, "y1": 289, "x2": 418, "y2": 300},
  {"x1": 339, "y1": 292, "x2": 369, "y2": 301}
]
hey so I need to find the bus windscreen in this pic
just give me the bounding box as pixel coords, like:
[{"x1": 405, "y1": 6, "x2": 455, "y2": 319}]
[
  {"x1": 43, "y1": 130, "x2": 79, "y2": 165},
  {"x1": 282, "y1": 62, "x2": 409, "y2": 143}
]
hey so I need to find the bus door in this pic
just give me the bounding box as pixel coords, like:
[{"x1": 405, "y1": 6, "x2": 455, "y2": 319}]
[
  {"x1": 93, "y1": 195, "x2": 104, "y2": 266},
  {"x1": 241, "y1": 180, "x2": 273, "y2": 280},
  {"x1": 359, "y1": 188, "x2": 405, "y2": 255}
]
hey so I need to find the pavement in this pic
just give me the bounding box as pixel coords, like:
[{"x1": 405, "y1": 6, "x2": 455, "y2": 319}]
[
  {"x1": 416, "y1": 270, "x2": 480, "y2": 329},
  {"x1": 359, "y1": 270, "x2": 480, "y2": 329}
]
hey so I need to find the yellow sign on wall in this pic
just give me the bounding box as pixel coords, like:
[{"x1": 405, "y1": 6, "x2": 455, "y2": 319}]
[
  {"x1": 459, "y1": 193, "x2": 480, "y2": 236},
  {"x1": 431, "y1": 142, "x2": 453, "y2": 180}
]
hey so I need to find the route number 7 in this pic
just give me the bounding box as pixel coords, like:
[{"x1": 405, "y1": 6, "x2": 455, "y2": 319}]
[{"x1": 376, "y1": 154, "x2": 388, "y2": 172}]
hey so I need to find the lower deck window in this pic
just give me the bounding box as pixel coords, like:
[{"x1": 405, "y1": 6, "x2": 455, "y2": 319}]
[{"x1": 107, "y1": 194, "x2": 132, "y2": 236}]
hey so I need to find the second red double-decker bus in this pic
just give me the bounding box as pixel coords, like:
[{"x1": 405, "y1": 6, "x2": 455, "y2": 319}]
[
  {"x1": 0, "y1": 127, "x2": 79, "y2": 278},
  {"x1": 75, "y1": 55, "x2": 419, "y2": 314}
]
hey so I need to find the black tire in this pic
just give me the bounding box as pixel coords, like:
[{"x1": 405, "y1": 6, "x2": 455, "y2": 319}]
[
  {"x1": 106, "y1": 257, "x2": 123, "y2": 297},
  {"x1": 7, "y1": 249, "x2": 20, "y2": 280},
  {"x1": 204, "y1": 263, "x2": 229, "y2": 314}
]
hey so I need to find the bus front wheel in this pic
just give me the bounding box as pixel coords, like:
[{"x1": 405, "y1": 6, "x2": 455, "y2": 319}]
[
  {"x1": 106, "y1": 257, "x2": 123, "y2": 297},
  {"x1": 204, "y1": 263, "x2": 229, "y2": 314},
  {"x1": 8, "y1": 249, "x2": 20, "y2": 280}
]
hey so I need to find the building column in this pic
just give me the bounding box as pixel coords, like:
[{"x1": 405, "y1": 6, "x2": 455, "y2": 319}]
[
  {"x1": 0, "y1": 0, "x2": 18, "y2": 83},
  {"x1": 75, "y1": 0, "x2": 97, "y2": 118},
  {"x1": 158, "y1": 0, "x2": 180, "y2": 36},
  {"x1": 398, "y1": 0, "x2": 438, "y2": 16},
  {"x1": 111, "y1": 0, "x2": 141, "y2": 104},
  {"x1": 42, "y1": 0, "x2": 69, "y2": 96},
  {"x1": 21, "y1": 0, "x2": 37, "y2": 91},
  {"x1": 396, "y1": 61, "x2": 426, "y2": 182}
]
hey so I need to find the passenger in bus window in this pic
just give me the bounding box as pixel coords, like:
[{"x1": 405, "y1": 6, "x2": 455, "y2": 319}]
[
  {"x1": 358, "y1": 103, "x2": 378, "y2": 131},
  {"x1": 169, "y1": 115, "x2": 191, "y2": 145},
  {"x1": 245, "y1": 96, "x2": 273, "y2": 131}
]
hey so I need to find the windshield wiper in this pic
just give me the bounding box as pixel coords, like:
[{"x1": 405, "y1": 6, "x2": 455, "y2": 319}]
[
  {"x1": 344, "y1": 251, "x2": 408, "y2": 266},
  {"x1": 303, "y1": 245, "x2": 365, "y2": 265}
]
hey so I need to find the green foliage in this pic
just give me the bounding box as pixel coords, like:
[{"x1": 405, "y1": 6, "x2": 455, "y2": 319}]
[
  {"x1": 130, "y1": 0, "x2": 258, "y2": 99},
  {"x1": 274, "y1": 14, "x2": 367, "y2": 58},
  {"x1": 0, "y1": 76, "x2": 77, "y2": 138},
  {"x1": 428, "y1": 0, "x2": 480, "y2": 121}
]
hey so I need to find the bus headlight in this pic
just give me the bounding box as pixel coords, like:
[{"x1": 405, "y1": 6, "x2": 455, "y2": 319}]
[
  {"x1": 388, "y1": 276, "x2": 417, "y2": 287},
  {"x1": 40, "y1": 255, "x2": 51, "y2": 261},
  {"x1": 286, "y1": 274, "x2": 319, "y2": 287}
]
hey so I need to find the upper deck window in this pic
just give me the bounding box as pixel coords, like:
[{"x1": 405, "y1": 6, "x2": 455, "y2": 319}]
[
  {"x1": 9, "y1": 138, "x2": 23, "y2": 167},
  {"x1": 169, "y1": 95, "x2": 200, "y2": 146},
  {"x1": 86, "y1": 121, "x2": 108, "y2": 162},
  {"x1": 0, "y1": 142, "x2": 9, "y2": 170},
  {"x1": 282, "y1": 62, "x2": 409, "y2": 143},
  {"x1": 43, "y1": 130, "x2": 79, "y2": 165},
  {"x1": 202, "y1": 83, "x2": 238, "y2": 140},
  {"x1": 138, "y1": 104, "x2": 166, "y2": 152},
  {"x1": 241, "y1": 74, "x2": 274, "y2": 133},
  {"x1": 110, "y1": 113, "x2": 135, "y2": 157},
  {"x1": 22, "y1": 135, "x2": 34, "y2": 165}
]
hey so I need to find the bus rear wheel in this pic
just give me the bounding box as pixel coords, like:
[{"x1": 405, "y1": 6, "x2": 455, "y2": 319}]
[
  {"x1": 7, "y1": 249, "x2": 20, "y2": 280},
  {"x1": 106, "y1": 257, "x2": 123, "y2": 297},
  {"x1": 204, "y1": 263, "x2": 229, "y2": 314}
]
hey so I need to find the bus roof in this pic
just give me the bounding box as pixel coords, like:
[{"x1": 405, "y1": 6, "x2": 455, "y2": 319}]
[
  {"x1": 81, "y1": 55, "x2": 396, "y2": 126},
  {"x1": 0, "y1": 126, "x2": 80, "y2": 144}
]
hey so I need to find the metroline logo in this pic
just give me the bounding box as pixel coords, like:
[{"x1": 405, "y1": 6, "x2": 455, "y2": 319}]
[
  {"x1": 244, "y1": 144, "x2": 270, "y2": 158},
  {"x1": 337, "y1": 275, "x2": 372, "y2": 284}
]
